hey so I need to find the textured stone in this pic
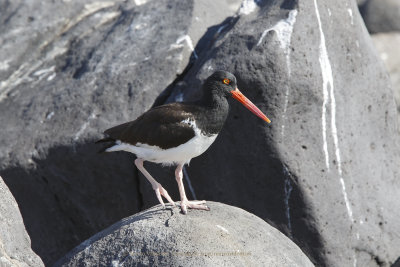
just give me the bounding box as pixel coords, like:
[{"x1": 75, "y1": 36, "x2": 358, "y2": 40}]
[
  {"x1": 54, "y1": 202, "x2": 314, "y2": 267},
  {"x1": 372, "y1": 32, "x2": 400, "y2": 129},
  {"x1": 0, "y1": 176, "x2": 44, "y2": 267},
  {"x1": 360, "y1": 0, "x2": 400, "y2": 33},
  {"x1": 1, "y1": 0, "x2": 400, "y2": 266},
  {"x1": 0, "y1": 0, "x2": 241, "y2": 265},
  {"x1": 147, "y1": 0, "x2": 400, "y2": 266}
]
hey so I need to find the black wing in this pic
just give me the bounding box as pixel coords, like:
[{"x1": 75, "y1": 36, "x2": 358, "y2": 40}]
[{"x1": 103, "y1": 103, "x2": 198, "y2": 149}]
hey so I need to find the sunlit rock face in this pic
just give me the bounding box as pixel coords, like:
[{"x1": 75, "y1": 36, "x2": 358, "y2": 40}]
[{"x1": 1, "y1": 0, "x2": 399, "y2": 266}]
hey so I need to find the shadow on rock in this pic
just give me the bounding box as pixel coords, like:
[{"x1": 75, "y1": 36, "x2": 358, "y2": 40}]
[{"x1": 1, "y1": 141, "x2": 141, "y2": 266}]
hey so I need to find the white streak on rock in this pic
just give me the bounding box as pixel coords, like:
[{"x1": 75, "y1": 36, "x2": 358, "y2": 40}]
[
  {"x1": 256, "y1": 10, "x2": 298, "y2": 49},
  {"x1": 314, "y1": 0, "x2": 331, "y2": 171},
  {"x1": 34, "y1": 66, "x2": 56, "y2": 81},
  {"x1": 97, "y1": 11, "x2": 121, "y2": 27},
  {"x1": 0, "y1": 62, "x2": 37, "y2": 102},
  {"x1": 216, "y1": 225, "x2": 229, "y2": 233},
  {"x1": 59, "y1": 2, "x2": 115, "y2": 36},
  {"x1": 0, "y1": 45, "x2": 66, "y2": 103},
  {"x1": 46, "y1": 111, "x2": 55, "y2": 120},
  {"x1": 238, "y1": 0, "x2": 258, "y2": 15},
  {"x1": 134, "y1": 23, "x2": 147, "y2": 30},
  {"x1": 216, "y1": 24, "x2": 228, "y2": 34},
  {"x1": 0, "y1": 60, "x2": 10, "y2": 71},
  {"x1": 47, "y1": 72, "x2": 56, "y2": 81},
  {"x1": 33, "y1": 66, "x2": 55, "y2": 76},
  {"x1": 314, "y1": 0, "x2": 354, "y2": 223},
  {"x1": 176, "y1": 35, "x2": 198, "y2": 59},
  {"x1": 134, "y1": 0, "x2": 147, "y2": 6},
  {"x1": 347, "y1": 8, "x2": 354, "y2": 25},
  {"x1": 74, "y1": 113, "x2": 96, "y2": 141},
  {"x1": 256, "y1": 10, "x2": 297, "y2": 138}
]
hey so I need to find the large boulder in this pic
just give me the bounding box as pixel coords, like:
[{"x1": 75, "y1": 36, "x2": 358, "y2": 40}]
[
  {"x1": 359, "y1": 0, "x2": 400, "y2": 33},
  {"x1": 143, "y1": 0, "x2": 400, "y2": 266},
  {"x1": 2, "y1": 0, "x2": 399, "y2": 266},
  {"x1": 0, "y1": 0, "x2": 241, "y2": 265},
  {"x1": 0, "y1": 176, "x2": 44, "y2": 267},
  {"x1": 54, "y1": 202, "x2": 314, "y2": 267}
]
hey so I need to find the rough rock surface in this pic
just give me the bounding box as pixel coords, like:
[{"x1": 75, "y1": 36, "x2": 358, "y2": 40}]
[
  {"x1": 147, "y1": 0, "x2": 400, "y2": 266},
  {"x1": 54, "y1": 202, "x2": 314, "y2": 267},
  {"x1": 372, "y1": 33, "x2": 400, "y2": 129},
  {"x1": 0, "y1": 0, "x2": 241, "y2": 265},
  {"x1": 0, "y1": 176, "x2": 44, "y2": 267},
  {"x1": 1, "y1": 0, "x2": 400, "y2": 266},
  {"x1": 359, "y1": 0, "x2": 400, "y2": 33}
]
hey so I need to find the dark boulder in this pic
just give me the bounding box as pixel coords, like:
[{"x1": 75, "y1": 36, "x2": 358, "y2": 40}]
[
  {"x1": 0, "y1": 0, "x2": 240, "y2": 265},
  {"x1": 359, "y1": 0, "x2": 400, "y2": 33},
  {"x1": 146, "y1": 0, "x2": 400, "y2": 266},
  {"x1": 1, "y1": 0, "x2": 399, "y2": 266}
]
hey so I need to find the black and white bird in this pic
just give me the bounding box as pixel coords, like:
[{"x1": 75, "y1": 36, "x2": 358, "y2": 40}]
[{"x1": 96, "y1": 71, "x2": 270, "y2": 214}]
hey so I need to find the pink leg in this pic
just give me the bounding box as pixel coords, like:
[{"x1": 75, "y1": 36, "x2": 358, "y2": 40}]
[
  {"x1": 134, "y1": 158, "x2": 175, "y2": 208},
  {"x1": 175, "y1": 164, "x2": 209, "y2": 214}
]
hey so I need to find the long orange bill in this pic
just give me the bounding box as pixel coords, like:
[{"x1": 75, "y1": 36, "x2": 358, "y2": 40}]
[{"x1": 231, "y1": 88, "x2": 271, "y2": 123}]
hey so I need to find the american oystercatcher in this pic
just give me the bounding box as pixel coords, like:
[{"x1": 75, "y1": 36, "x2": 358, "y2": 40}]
[{"x1": 96, "y1": 71, "x2": 270, "y2": 214}]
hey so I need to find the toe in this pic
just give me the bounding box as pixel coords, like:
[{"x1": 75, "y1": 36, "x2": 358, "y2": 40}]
[
  {"x1": 159, "y1": 187, "x2": 176, "y2": 206},
  {"x1": 187, "y1": 203, "x2": 210, "y2": 211},
  {"x1": 188, "y1": 200, "x2": 206, "y2": 205},
  {"x1": 181, "y1": 204, "x2": 188, "y2": 214},
  {"x1": 154, "y1": 189, "x2": 165, "y2": 208}
]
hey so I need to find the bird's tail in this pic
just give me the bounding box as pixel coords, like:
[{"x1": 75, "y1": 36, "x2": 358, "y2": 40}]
[{"x1": 95, "y1": 137, "x2": 116, "y2": 153}]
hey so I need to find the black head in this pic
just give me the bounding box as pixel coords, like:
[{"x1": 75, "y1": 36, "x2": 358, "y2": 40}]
[
  {"x1": 204, "y1": 70, "x2": 237, "y2": 97},
  {"x1": 203, "y1": 70, "x2": 271, "y2": 123}
]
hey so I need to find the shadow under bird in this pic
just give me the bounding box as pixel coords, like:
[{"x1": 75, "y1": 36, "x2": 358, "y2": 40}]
[{"x1": 96, "y1": 71, "x2": 271, "y2": 214}]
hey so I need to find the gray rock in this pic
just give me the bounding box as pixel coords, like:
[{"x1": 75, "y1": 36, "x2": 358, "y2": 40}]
[
  {"x1": 147, "y1": 0, "x2": 400, "y2": 266},
  {"x1": 392, "y1": 257, "x2": 400, "y2": 267},
  {"x1": 2, "y1": 0, "x2": 400, "y2": 266},
  {"x1": 54, "y1": 202, "x2": 314, "y2": 267},
  {"x1": 0, "y1": 176, "x2": 44, "y2": 267},
  {"x1": 360, "y1": 0, "x2": 400, "y2": 33},
  {"x1": 371, "y1": 33, "x2": 400, "y2": 129},
  {"x1": 0, "y1": 0, "x2": 241, "y2": 265},
  {"x1": 357, "y1": 0, "x2": 368, "y2": 6}
]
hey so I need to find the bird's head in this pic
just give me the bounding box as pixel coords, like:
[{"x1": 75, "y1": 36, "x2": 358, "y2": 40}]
[{"x1": 206, "y1": 70, "x2": 271, "y2": 123}]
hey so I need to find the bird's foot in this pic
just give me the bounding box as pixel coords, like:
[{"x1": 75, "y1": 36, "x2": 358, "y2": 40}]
[
  {"x1": 153, "y1": 183, "x2": 175, "y2": 209},
  {"x1": 179, "y1": 199, "x2": 210, "y2": 214}
]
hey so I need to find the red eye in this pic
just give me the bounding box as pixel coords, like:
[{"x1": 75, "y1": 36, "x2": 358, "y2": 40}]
[{"x1": 223, "y1": 78, "x2": 230, "y2": 85}]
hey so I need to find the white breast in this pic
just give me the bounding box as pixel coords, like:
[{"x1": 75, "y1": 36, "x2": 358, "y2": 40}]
[{"x1": 105, "y1": 119, "x2": 218, "y2": 165}]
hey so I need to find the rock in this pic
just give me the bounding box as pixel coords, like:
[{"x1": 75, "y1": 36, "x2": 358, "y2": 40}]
[
  {"x1": 360, "y1": 0, "x2": 400, "y2": 33},
  {"x1": 2, "y1": 0, "x2": 400, "y2": 266},
  {"x1": 0, "y1": 0, "x2": 241, "y2": 265},
  {"x1": 54, "y1": 202, "x2": 314, "y2": 267},
  {"x1": 147, "y1": 0, "x2": 400, "y2": 266},
  {"x1": 357, "y1": 0, "x2": 368, "y2": 6},
  {"x1": 392, "y1": 257, "x2": 400, "y2": 267},
  {"x1": 0, "y1": 176, "x2": 44, "y2": 267},
  {"x1": 371, "y1": 32, "x2": 400, "y2": 129}
]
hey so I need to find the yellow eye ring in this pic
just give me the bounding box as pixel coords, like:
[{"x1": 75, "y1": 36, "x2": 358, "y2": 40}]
[{"x1": 223, "y1": 78, "x2": 230, "y2": 85}]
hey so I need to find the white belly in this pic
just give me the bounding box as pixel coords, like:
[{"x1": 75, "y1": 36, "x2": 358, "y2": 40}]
[{"x1": 106, "y1": 134, "x2": 218, "y2": 165}]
